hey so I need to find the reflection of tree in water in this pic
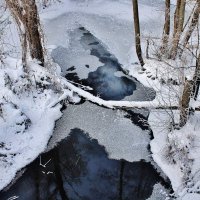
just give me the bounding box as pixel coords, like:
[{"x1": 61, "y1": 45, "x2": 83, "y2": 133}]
[
  {"x1": 0, "y1": 128, "x2": 170, "y2": 200},
  {"x1": 52, "y1": 149, "x2": 70, "y2": 200}
]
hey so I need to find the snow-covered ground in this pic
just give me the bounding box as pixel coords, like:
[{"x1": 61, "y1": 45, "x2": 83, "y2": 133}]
[
  {"x1": 0, "y1": 57, "x2": 80, "y2": 190},
  {"x1": 149, "y1": 110, "x2": 200, "y2": 199},
  {"x1": 0, "y1": 0, "x2": 200, "y2": 199}
]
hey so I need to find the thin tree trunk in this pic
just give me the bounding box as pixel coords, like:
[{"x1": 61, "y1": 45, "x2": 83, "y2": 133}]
[
  {"x1": 183, "y1": 1, "x2": 197, "y2": 32},
  {"x1": 21, "y1": 33, "x2": 28, "y2": 71},
  {"x1": 180, "y1": 79, "x2": 193, "y2": 127},
  {"x1": 170, "y1": 0, "x2": 186, "y2": 59},
  {"x1": 193, "y1": 53, "x2": 200, "y2": 100},
  {"x1": 6, "y1": 2, "x2": 28, "y2": 69},
  {"x1": 173, "y1": 0, "x2": 181, "y2": 38},
  {"x1": 161, "y1": 0, "x2": 171, "y2": 52},
  {"x1": 180, "y1": 0, "x2": 200, "y2": 57},
  {"x1": 146, "y1": 39, "x2": 150, "y2": 59},
  {"x1": 132, "y1": 0, "x2": 145, "y2": 68},
  {"x1": 180, "y1": 52, "x2": 200, "y2": 126}
]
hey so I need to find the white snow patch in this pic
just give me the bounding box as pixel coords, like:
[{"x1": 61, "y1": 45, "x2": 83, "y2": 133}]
[
  {"x1": 150, "y1": 110, "x2": 200, "y2": 199},
  {"x1": 0, "y1": 57, "x2": 78, "y2": 191}
]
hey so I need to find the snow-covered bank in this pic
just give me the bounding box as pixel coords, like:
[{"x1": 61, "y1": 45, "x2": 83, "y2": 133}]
[
  {"x1": 149, "y1": 110, "x2": 200, "y2": 199},
  {"x1": 1, "y1": 0, "x2": 199, "y2": 198},
  {"x1": 0, "y1": 57, "x2": 79, "y2": 191}
]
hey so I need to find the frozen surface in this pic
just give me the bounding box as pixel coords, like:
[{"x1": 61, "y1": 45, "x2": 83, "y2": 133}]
[
  {"x1": 181, "y1": 193, "x2": 200, "y2": 200},
  {"x1": 147, "y1": 183, "x2": 169, "y2": 200},
  {"x1": 51, "y1": 26, "x2": 155, "y2": 101},
  {"x1": 0, "y1": 129, "x2": 170, "y2": 200},
  {"x1": 42, "y1": 0, "x2": 165, "y2": 68},
  {"x1": 48, "y1": 101, "x2": 151, "y2": 162}
]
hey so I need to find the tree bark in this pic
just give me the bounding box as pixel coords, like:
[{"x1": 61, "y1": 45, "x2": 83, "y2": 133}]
[
  {"x1": 193, "y1": 53, "x2": 200, "y2": 100},
  {"x1": 180, "y1": 52, "x2": 200, "y2": 126},
  {"x1": 24, "y1": 0, "x2": 44, "y2": 66},
  {"x1": 173, "y1": 0, "x2": 181, "y2": 38},
  {"x1": 161, "y1": 0, "x2": 171, "y2": 52},
  {"x1": 170, "y1": 0, "x2": 186, "y2": 59},
  {"x1": 180, "y1": 79, "x2": 193, "y2": 127},
  {"x1": 180, "y1": 0, "x2": 200, "y2": 57},
  {"x1": 132, "y1": 0, "x2": 145, "y2": 68},
  {"x1": 5, "y1": 0, "x2": 45, "y2": 66}
]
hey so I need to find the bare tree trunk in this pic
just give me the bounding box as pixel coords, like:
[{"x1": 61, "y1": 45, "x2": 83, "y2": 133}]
[
  {"x1": 21, "y1": 32, "x2": 28, "y2": 70},
  {"x1": 170, "y1": 0, "x2": 186, "y2": 59},
  {"x1": 161, "y1": 0, "x2": 171, "y2": 52},
  {"x1": 193, "y1": 53, "x2": 200, "y2": 100},
  {"x1": 180, "y1": 52, "x2": 200, "y2": 126},
  {"x1": 180, "y1": 79, "x2": 193, "y2": 127},
  {"x1": 180, "y1": 0, "x2": 200, "y2": 57},
  {"x1": 132, "y1": 0, "x2": 145, "y2": 68},
  {"x1": 5, "y1": 0, "x2": 45, "y2": 66},
  {"x1": 146, "y1": 39, "x2": 150, "y2": 59},
  {"x1": 173, "y1": 0, "x2": 181, "y2": 38},
  {"x1": 24, "y1": 0, "x2": 44, "y2": 66}
]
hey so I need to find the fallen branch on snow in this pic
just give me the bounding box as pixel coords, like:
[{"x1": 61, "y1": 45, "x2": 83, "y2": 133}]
[{"x1": 50, "y1": 77, "x2": 200, "y2": 111}]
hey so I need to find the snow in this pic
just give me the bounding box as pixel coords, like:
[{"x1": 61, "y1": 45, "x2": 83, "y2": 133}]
[
  {"x1": 51, "y1": 41, "x2": 102, "y2": 80},
  {"x1": 147, "y1": 183, "x2": 169, "y2": 200},
  {"x1": 40, "y1": 0, "x2": 165, "y2": 68},
  {"x1": 0, "y1": 0, "x2": 199, "y2": 199},
  {"x1": 41, "y1": 1, "x2": 200, "y2": 198},
  {"x1": 48, "y1": 101, "x2": 151, "y2": 162},
  {"x1": 149, "y1": 110, "x2": 184, "y2": 192},
  {"x1": 1, "y1": 0, "x2": 161, "y2": 190},
  {"x1": 42, "y1": 0, "x2": 199, "y2": 110},
  {"x1": 149, "y1": 109, "x2": 200, "y2": 198},
  {"x1": 0, "y1": 57, "x2": 78, "y2": 191},
  {"x1": 181, "y1": 193, "x2": 200, "y2": 200}
]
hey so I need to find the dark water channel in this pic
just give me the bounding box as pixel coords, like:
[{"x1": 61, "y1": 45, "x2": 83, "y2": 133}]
[
  {"x1": 0, "y1": 27, "x2": 171, "y2": 199},
  {"x1": 53, "y1": 27, "x2": 155, "y2": 101},
  {"x1": 78, "y1": 27, "x2": 136, "y2": 100},
  {"x1": 0, "y1": 129, "x2": 170, "y2": 200}
]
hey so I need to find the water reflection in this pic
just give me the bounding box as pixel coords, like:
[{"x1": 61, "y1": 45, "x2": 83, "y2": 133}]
[{"x1": 0, "y1": 129, "x2": 169, "y2": 200}]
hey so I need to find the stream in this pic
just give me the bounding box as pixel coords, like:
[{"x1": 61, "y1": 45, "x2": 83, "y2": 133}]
[{"x1": 0, "y1": 27, "x2": 171, "y2": 200}]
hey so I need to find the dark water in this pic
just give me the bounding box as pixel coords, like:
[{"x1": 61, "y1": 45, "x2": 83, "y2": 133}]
[
  {"x1": 52, "y1": 27, "x2": 155, "y2": 101},
  {"x1": 80, "y1": 28, "x2": 136, "y2": 100},
  {"x1": 0, "y1": 129, "x2": 170, "y2": 200},
  {"x1": 0, "y1": 27, "x2": 171, "y2": 199}
]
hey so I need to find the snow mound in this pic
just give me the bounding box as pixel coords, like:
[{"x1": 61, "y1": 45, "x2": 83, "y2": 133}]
[
  {"x1": 150, "y1": 110, "x2": 200, "y2": 199},
  {"x1": 0, "y1": 57, "x2": 79, "y2": 191}
]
